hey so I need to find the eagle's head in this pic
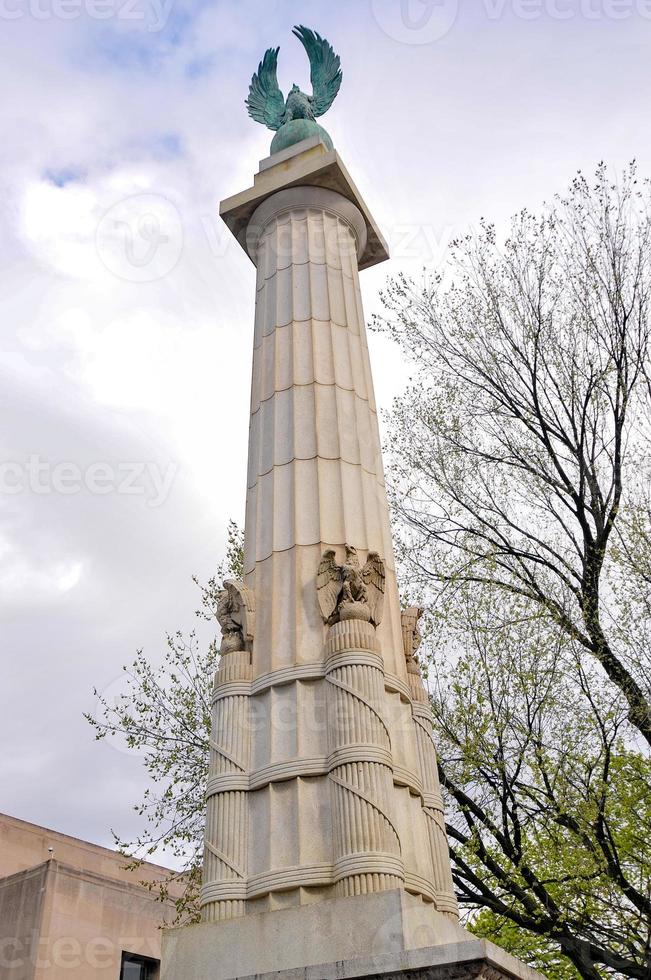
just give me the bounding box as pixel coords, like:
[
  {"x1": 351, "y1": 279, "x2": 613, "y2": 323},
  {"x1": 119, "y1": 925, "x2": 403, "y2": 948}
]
[
  {"x1": 345, "y1": 545, "x2": 360, "y2": 567},
  {"x1": 286, "y1": 85, "x2": 314, "y2": 120}
]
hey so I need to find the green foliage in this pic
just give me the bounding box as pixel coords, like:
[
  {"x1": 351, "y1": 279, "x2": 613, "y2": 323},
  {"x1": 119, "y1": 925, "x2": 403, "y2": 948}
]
[
  {"x1": 87, "y1": 161, "x2": 651, "y2": 980},
  {"x1": 377, "y1": 162, "x2": 651, "y2": 979},
  {"x1": 223, "y1": 519, "x2": 245, "y2": 580},
  {"x1": 471, "y1": 911, "x2": 581, "y2": 980},
  {"x1": 428, "y1": 585, "x2": 651, "y2": 979},
  {"x1": 376, "y1": 162, "x2": 651, "y2": 745},
  {"x1": 85, "y1": 522, "x2": 244, "y2": 924}
]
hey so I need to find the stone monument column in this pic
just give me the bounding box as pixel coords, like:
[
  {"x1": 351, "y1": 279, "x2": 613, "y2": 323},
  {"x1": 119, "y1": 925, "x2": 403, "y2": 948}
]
[
  {"x1": 202, "y1": 624, "x2": 253, "y2": 923},
  {"x1": 237, "y1": 181, "x2": 408, "y2": 910},
  {"x1": 162, "y1": 27, "x2": 545, "y2": 980},
  {"x1": 243, "y1": 182, "x2": 403, "y2": 682},
  {"x1": 199, "y1": 152, "x2": 453, "y2": 921},
  {"x1": 402, "y1": 606, "x2": 458, "y2": 918}
]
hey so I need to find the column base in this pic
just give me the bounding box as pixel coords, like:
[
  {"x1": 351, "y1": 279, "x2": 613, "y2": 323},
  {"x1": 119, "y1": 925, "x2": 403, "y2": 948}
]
[{"x1": 161, "y1": 889, "x2": 543, "y2": 980}]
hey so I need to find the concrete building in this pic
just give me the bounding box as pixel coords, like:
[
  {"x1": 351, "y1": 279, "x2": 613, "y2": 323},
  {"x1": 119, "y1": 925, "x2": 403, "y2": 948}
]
[{"x1": 0, "y1": 812, "x2": 181, "y2": 980}]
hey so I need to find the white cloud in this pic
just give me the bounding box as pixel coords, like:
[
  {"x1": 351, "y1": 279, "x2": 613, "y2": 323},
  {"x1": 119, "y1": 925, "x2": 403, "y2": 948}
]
[{"x1": 3, "y1": 0, "x2": 651, "y2": 854}]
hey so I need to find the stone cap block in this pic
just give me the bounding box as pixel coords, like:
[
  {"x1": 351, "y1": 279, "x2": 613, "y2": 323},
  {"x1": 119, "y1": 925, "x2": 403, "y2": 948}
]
[{"x1": 220, "y1": 138, "x2": 390, "y2": 271}]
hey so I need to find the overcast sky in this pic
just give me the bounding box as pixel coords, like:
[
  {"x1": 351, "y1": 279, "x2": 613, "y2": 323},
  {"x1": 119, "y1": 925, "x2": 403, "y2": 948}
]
[{"x1": 2, "y1": 0, "x2": 651, "y2": 854}]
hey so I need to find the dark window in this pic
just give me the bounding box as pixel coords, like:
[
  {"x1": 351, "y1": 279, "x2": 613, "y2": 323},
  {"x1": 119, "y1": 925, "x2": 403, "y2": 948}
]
[{"x1": 120, "y1": 952, "x2": 159, "y2": 980}]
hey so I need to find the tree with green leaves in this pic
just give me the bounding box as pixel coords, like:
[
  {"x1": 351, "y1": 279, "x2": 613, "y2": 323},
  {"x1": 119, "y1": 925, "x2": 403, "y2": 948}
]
[
  {"x1": 86, "y1": 521, "x2": 243, "y2": 923},
  {"x1": 424, "y1": 586, "x2": 650, "y2": 980},
  {"x1": 89, "y1": 165, "x2": 651, "y2": 978},
  {"x1": 376, "y1": 162, "x2": 651, "y2": 979}
]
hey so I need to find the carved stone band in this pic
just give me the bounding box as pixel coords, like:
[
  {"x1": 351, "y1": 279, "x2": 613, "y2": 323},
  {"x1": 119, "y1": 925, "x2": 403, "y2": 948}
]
[
  {"x1": 201, "y1": 854, "x2": 405, "y2": 906},
  {"x1": 213, "y1": 653, "x2": 392, "y2": 704},
  {"x1": 333, "y1": 852, "x2": 404, "y2": 882},
  {"x1": 325, "y1": 649, "x2": 383, "y2": 673},
  {"x1": 246, "y1": 186, "x2": 368, "y2": 264},
  {"x1": 200, "y1": 881, "x2": 247, "y2": 904},
  {"x1": 384, "y1": 672, "x2": 413, "y2": 703},
  {"x1": 212, "y1": 663, "x2": 323, "y2": 703},
  {"x1": 205, "y1": 743, "x2": 395, "y2": 799},
  {"x1": 412, "y1": 701, "x2": 436, "y2": 723},
  {"x1": 393, "y1": 765, "x2": 424, "y2": 798},
  {"x1": 247, "y1": 863, "x2": 333, "y2": 899},
  {"x1": 404, "y1": 871, "x2": 437, "y2": 904},
  {"x1": 422, "y1": 791, "x2": 446, "y2": 813},
  {"x1": 212, "y1": 681, "x2": 253, "y2": 699},
  {"x1": 325, "y1": 618, "x2": 380, "y2": 656}
]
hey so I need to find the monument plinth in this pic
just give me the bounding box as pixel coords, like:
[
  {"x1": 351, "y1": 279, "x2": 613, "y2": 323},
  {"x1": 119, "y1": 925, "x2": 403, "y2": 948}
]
[{"x1": 161, "y1": 28, "x2": 544, "y2": 980}]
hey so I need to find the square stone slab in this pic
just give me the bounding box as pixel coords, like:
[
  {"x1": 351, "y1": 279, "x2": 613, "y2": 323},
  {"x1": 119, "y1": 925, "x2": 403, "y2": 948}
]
[
  {"x1": 220, "y1": 137, "x2": 390, "y2": 271},
  {"x1": 161, "y1": 889, "x2": 545, "y2": 980}
]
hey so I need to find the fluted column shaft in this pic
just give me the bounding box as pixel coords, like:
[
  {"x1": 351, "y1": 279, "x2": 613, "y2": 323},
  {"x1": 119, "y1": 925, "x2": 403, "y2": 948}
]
[
  {"x1": 407, "y1": 665, "x2": 459, "y2": 919},
  {"x1": 325, "y1": 620, "x2": 403, "y2": 897},
  {"x1": 244, "y1": 187, "x2": 404, "y2": 676},
  {"x1": 239, "y1": 186, "x2": 409, "y2": 910},
  {"x1": 204, "y1": 182, "x2": 458, "y2": 917},
  {"x1": 201, "y1": 649, "x2": 253, "y2": 921}
]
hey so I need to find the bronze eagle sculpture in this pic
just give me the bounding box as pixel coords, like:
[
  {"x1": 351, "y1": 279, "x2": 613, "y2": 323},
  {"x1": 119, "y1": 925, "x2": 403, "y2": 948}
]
[
  {"x1": 317, "y1": 546, "x2": 386, "y2": 627},
  {"x1": 246, "y1": 26, "x2": 343, "y2": 155}
]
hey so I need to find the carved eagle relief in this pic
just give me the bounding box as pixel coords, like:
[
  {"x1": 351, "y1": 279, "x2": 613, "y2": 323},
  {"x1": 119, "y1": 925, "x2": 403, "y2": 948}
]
[
  {"x1": 401, "y1": 606, "x2": 424, "y2": 664},
  {"x1": 317, "y1": 546, "x2": 386, "y2": 627},
  {"x1": 216, "y1": 580, "x2": 255, "y2": 653}
]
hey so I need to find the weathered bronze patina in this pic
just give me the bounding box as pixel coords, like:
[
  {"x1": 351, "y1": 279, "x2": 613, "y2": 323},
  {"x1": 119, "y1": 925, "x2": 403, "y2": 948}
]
[{"x1": 246, "y1": 25, "x2": 342, "y2": 154}]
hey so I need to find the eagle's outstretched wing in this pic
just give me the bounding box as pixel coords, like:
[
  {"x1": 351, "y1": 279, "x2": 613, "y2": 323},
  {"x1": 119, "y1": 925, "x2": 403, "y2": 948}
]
[
  {"x1": 362, "y1": 552, "x2": 386, "y2": 627},
  {"x1": 292, "y1": 25, "x2": 342, "y2": 118},
  {"x1": 317, "y1": 549, "x2": 342, "y2": 623},
  {"x1": 246, "y1": 47, "x2": 286, "y2": 131}
]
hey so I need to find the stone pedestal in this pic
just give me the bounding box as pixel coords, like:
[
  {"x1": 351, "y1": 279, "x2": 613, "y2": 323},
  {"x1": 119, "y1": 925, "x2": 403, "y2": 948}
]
[
  {"x1": 162, "y1": 888, "x2": 542, "y2": 980},
  {"x1": 161, "y1": 139, "x2": 543, "y2": 980}
]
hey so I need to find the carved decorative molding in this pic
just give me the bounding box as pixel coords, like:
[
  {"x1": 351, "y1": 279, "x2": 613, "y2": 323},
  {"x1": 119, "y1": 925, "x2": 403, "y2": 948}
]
[
  {"x1": 400, "y1": 604, "x2": 460, "y2": 920},
  {"x1": 358, "y1": 963, "x2": 512, "y2": 980},
  {"x1": 202, "y1": 588, "x2": 462, "y2": 921},
  {"x1": 214, "y1": 654, "x2": 395, "y2": 704},
  {"x1": 324, "y1": 626, "x2": 403, "y2": 899},
  {"x1": 325, "y1": 619, "x2": 381, "y2": 657},
  {"x1": 202, "y1": 591, "x2": 255, "y2": 924}
]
